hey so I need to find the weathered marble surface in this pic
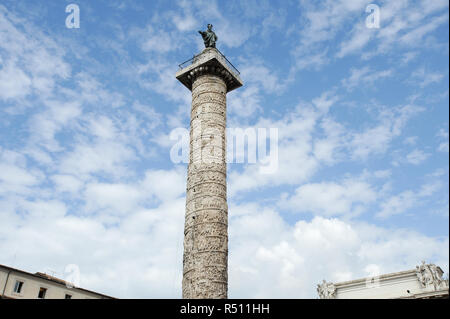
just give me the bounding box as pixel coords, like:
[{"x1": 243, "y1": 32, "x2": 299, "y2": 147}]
[
  {"x1": 183, "y1": 73, "x2": 228, "y2": 299},
  {"x1": 318, "y1": 262, "x2": 449, "y2": 299},
  {"x1": 177, "y1": 47, "x2": 242, "y2": 299}
]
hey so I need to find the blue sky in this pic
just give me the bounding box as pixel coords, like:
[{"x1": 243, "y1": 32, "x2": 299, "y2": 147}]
[{"x1": 0, "y1": 0, "x2": 448, "y2": 298}]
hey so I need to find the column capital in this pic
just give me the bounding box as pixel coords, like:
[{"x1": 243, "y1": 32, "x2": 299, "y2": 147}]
[{"x1": 176, "y1": 48, "x2": 243, "y2": 93}]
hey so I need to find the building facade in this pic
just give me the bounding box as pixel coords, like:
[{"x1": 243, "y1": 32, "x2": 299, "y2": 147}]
[
  {"x1": 0, "y1": 264, "x2": 114, "y2": 299},
  {"x1": 317, "y1": 262, "x2": 449, "y2": 299}
]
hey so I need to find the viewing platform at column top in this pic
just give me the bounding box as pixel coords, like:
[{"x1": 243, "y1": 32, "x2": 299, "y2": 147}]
[{"x1": 176, "y1": 47, "x2": 243, "y2": 93}]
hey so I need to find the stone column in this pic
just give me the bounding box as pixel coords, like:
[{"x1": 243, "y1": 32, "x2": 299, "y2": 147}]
[{"x1": 176, "y1": 48, "x2": 243, "y2": 299}]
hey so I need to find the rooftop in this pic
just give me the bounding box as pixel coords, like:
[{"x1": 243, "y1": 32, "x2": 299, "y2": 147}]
[{"x1": 0, "y1": 263, "x2": 115, "y2": 299}]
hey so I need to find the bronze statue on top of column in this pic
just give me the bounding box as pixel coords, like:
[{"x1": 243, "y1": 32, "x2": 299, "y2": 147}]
[{"x1": 198, "y1": 24, "x2": 218, "y2": 48}]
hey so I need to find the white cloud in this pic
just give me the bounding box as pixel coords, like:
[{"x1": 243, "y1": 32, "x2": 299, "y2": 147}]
[
  {"x1": 411, "y1": 67, "x2": 445, "y2": 88},
  {"x1": 74, "y1": 72, "x2": 125, "y2": 108},
  {"x1": 404, "y1": 136, "x2": 418, "y2": 145},
  {"x1": 377, "y1": 181, "x2": 442, "y2": 219},
  {"x1": 342, "y1": 67, "x2": 393, "y2": 91},
  {"x1": 313, "y1": 115, "x2": 346, "y2": 165},
  {"x1": 399, "y1": 13, "x2": 449, "y2": 46},
  {"x1": 313, "y1": 117, "x2": 345, "y2": 164},
  {"x1": 437, "y1": 129, "x2": 449, "y2": 153},
  {"x1": 137, "y1": 59, "x2": 191, "y2": 103},
  {"x1": 169, "y1": 0, "x2": 253, "y2": 49},
  {"x1": 406, "y1": 149, "x2": 430, "y2": 165},
  {"x1": 0, "y1": 61, "x2": 32, "y2": 100},
  {"x1": 401, "y1": 51, "x2": 418, "y2": 64},
  {"x1": 58, "y1": 140, "x2": 136, "y2": 179},
  {"x1": 80, "y1": 167, "x2": 186, "y2": 216},
  {"x1": 88, "y1": 116, "x2": 117, "y2": 140},
  {"x1": 349, "y1": 104, "x2": 425, "y2": 160},
  {"x1": 228, "y1": 101, "x2": 321, "y2": 196},
  {"x1": 0, "y1": 5, "x2": 71, "y2": 100},
  {"x1": 337, "y1": 23, "x2": 373, "y2": 58},
  {"x1": 230, "y1": 211, "x2": 449, "y2": 298},
  {"x1": 0, "y1": 195, "x2": 186, "y2": 298},
  {"x1": 229, "y1": 94, "x2": 423, "y2": 196},
  {"x1": 0, "y1": 149, "x2": 43, "y2": 195},
  {"x1": 0, "y1": 164, "x2": 187, "y2": 297},
  {"x1": 291, "y1": 0, "x2": 449, "y2": 67},
  {"x1": 282, "y1": 179, "x2": 377, "y2": 217},
  {"x1": 239, "y1": 62, "x2": 286, "y2": 94},
  {"x1": 84, "y1": 182, "x2": 143, "y2": 215},
  {"x1": 296, "y1": 0, "x2": 367, "y2": 48},
  {"x1": 377, "y1": 190, "x2": 416, "y2": 219},
  {"x1": 51, "y1": 174, "x2": 83, "y2": 195},
  {"x1": 228, "y1": 86, "x2": 262, "y2": 118},
  {"x1": 29, "y1": 100, "x2": 82, "y2": 151},
  {"x1": 140, "y1": 26, "x2": 180, "y2": 54},
  {"x1": 0, "y1": 162, "x2": 40, "y2": 194},
  {"x1": 140, "y1": 168, "x2": 186, "y2": 202},
  {"x1": 438, "y1": 142, "x2": 449, "y2": 153}
]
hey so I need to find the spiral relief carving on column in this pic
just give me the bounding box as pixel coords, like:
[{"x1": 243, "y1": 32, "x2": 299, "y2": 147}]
[
  {"x1": 176, "y1": 47, "x2": 242, "y2": 299},
  {"x1": 182, "y1": 73, "x2": 229, "y2": 299}
]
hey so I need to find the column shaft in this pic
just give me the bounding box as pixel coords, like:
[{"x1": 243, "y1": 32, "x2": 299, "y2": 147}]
[{"x1": 182, "y1": 74, "x2": 228, "y2": 299}]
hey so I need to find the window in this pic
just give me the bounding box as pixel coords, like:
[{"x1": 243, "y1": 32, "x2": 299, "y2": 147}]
[
  {"x1": 65, "y1": 294, "x2": 72, "y2": 299},
  {"x1": 38, "y1": 287, "x2": 47, "y2": 299},
  {"x1": 13, "y1": 280, "x2": 24, "y2": 293}
]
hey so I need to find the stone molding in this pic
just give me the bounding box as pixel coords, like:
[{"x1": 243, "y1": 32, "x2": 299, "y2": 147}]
[
  {"x1": 317, "y1": 262, "x2": 449, "y2": 299},
  {"x1": 176, "y1": 48, "x2": 243, "y2": 93}
]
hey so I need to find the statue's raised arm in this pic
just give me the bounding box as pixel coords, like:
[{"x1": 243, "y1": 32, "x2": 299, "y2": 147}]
[{"x1": 199, "y1": 24, "x2": 217, "y2": 48}]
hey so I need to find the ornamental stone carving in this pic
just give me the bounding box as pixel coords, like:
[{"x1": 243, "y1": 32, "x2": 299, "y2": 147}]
[
  {"x1": 317, "y1": 280, "x2": 337, "y2": 299},
  {"x1": 415, "y1": 261, "x2": 449, "y2": 291},
  {"x1": 177, "y1": 45, "x2": 242, "y2": 299}
]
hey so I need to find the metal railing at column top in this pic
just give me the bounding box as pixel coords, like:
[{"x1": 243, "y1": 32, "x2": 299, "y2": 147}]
[{"x1": 178, "y1": 48, "x2": 240, "y2": 76}]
